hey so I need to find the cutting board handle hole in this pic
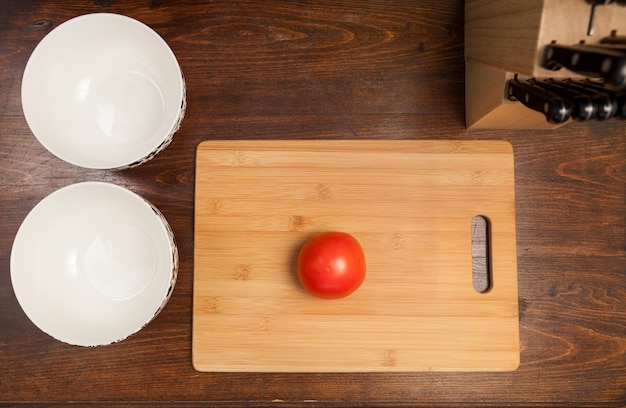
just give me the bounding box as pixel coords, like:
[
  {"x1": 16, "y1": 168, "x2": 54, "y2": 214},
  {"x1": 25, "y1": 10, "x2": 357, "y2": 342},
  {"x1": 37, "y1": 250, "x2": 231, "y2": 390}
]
[{"x1": 471, "y1": 215, "x2": 491, "y2": 294}]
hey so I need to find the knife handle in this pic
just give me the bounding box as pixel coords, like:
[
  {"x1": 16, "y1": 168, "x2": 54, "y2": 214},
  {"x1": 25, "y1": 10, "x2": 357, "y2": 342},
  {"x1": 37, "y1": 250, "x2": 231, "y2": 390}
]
[
  {"x1": 549, "y1": 78, "x2": 617, "y2": 120},
  {"x1": 567, "y1": 79, "x2": 626, "y2": 118},
  {"x1": 600, "y1": 33, "x2": 626, "y2": 45},
  {"x1": 507, "y1": 79, "x2": 572, "y2": 124},
  {"x1": 542, "y1": 43, "x2": 626, "y2": 89},
  {"x1": 588, "y1": 41, "x2": 626, "y2": 53},
  {"x1": 528, "y1": 78, "x2": 597, "y2": 121}
]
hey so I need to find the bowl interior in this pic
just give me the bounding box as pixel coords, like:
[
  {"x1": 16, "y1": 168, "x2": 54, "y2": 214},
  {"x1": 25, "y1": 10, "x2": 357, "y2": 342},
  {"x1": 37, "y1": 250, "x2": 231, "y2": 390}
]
[
  {"x1": 10, "y1": 182, "x2": 177, "y2": 346},
  {"x1": 21, "y1": 13, "x2": 184, "y2": 169}
]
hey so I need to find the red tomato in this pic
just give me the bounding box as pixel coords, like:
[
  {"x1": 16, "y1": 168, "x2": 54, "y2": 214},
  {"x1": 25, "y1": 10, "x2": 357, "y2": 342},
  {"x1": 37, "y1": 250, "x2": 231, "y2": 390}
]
[{"x1": 297, "y1": 232, "x2": 366, "y2": 299}]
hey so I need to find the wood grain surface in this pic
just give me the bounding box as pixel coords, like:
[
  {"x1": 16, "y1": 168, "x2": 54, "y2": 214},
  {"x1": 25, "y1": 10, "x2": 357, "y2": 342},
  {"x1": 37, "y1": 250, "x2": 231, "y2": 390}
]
[
  {"x1": 193, "y1": 140, "x2": 519, "y2": 372},
  {"x1": 0, "y1": 0, "x2": 624, "y2": 406}
]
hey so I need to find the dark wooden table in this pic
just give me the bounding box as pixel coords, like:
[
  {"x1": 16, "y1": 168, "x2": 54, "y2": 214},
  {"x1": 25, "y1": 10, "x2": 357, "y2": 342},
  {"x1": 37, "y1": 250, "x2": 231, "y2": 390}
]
[{"x1": 1, "y1": 1, "x2": 624, "y2": 406}]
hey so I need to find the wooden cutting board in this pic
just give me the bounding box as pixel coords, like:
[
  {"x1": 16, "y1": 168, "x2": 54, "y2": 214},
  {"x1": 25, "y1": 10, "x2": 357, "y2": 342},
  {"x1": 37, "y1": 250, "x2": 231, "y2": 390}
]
[{"x1": 193, "y1": 140, "x2": 519, "y2": 372}]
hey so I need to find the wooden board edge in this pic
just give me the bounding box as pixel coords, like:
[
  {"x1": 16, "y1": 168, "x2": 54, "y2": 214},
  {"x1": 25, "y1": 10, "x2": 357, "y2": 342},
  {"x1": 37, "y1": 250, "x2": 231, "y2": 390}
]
[{"x1": 191, "y1": 140, "x2": 520, "y2": 373}]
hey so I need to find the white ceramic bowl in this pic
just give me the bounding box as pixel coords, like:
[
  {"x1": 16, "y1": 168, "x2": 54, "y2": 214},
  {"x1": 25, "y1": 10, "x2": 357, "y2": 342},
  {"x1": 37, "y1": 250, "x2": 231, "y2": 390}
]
[
  {"x1": 10, "y1": 182, "x2": 178, "y2": 346},
  {"x1": 21, "y1": 13, "x2": 186, "y2": 169}
]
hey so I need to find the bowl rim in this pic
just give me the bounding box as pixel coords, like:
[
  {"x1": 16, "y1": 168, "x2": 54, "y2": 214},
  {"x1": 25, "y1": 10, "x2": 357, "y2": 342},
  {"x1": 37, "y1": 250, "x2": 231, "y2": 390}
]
[
  {"x1": 10, "y1": 181, "x2": 179, "y2": 346},
  {"x1": 21, "y1": 13, "x2": 186, "y2": 170}
]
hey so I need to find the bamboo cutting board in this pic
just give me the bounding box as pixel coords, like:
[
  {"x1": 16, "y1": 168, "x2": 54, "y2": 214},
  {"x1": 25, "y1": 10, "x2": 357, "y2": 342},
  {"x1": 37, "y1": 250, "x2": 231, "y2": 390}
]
[{"x1": 193, "y1": 140, "x2": 519, "y2": 372}]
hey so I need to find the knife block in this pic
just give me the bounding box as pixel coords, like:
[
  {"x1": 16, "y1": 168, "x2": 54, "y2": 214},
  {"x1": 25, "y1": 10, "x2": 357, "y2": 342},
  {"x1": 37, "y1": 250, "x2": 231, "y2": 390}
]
[{"x1": 465, "y1": 0, "x2": 626, "y2": 129}]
